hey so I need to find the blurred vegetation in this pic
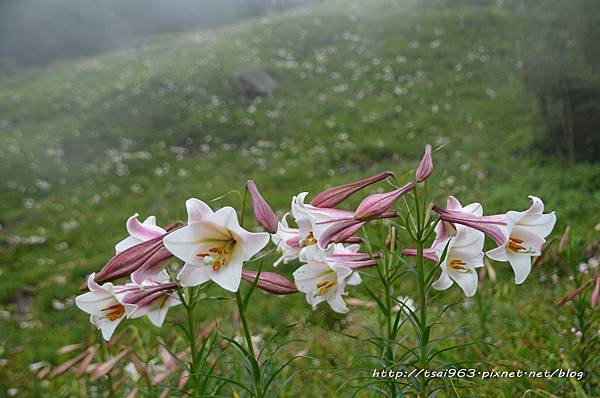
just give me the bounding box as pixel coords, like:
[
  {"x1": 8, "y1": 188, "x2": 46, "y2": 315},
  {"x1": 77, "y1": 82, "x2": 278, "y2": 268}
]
[
  {"x1": 521, "y1": 0, "x2": 600, "y2": 164},
  {"x1": 0, "y1": 0, "x2": 599, "y2": 396}
]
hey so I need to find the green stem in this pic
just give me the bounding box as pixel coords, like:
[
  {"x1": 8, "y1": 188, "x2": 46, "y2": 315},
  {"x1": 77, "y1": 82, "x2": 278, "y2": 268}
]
[
  {"x1": 416, "y1": 239, "x2": 428, "y2": 396},
  {"x1": 184, "y1": 287, "x2": 202, "y2": 395},
  {"x1": 384, "y1": 278, "x2": 397, "y2": 397},
  {"x1": 414, "y1": 186, "x2": 429, "y2": 396},
  {"x1": 235, "y1": 290, "x2": 263, "y2": 398}
]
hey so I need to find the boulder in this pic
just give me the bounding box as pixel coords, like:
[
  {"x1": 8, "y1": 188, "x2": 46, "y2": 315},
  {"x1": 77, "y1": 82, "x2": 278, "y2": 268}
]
[{"x1": 233, "y1": 68, "x2": 276, "y2": 100}]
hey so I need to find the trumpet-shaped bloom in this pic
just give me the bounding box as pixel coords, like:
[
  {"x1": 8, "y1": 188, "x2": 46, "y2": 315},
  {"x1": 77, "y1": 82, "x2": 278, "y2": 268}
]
[
  {"x1": 307, "y1": 184, "x2": 411, "y2": 249},
  {"x1": 75, "y1": 274, "x2": 137, "y2": 341},
  {"x1": 432, "y1": 226, "x2": 485, "y2": 297},
  {"x1": 291, "y1": 192, "x2": 354, "y2": 254},
  {"x1": 271, "y1": 213, "x2": 302, "y2": 266},
  {"x1": 403, "y1": 196, "x2": 485, "y2": 261},
  {"x1": 322, "y1": 243, "x2": 379, "y2": 270},
  {"x1": 313, "y1": 210, "x2": 396, "y2": 249},
  {"x1": 164, "y1": 198, "x2": 269, "y2": 292},
  {"x1": 120, "y1": 272, "x2": 180, "y2": 327},
  {"x1": 293, "y1": 246, "x2": 362, "y2": 313},
  {"x1": 433, "y1": 196, "x2": 483, "y2": 247},
  {"x1": 91, "y1": 214, "x2": 176, "y2": 286},
  {"x1": 433, "y1": 203, "x2": 506, "y2": 246},
  {"x1": 93, "y1": 233, "x2": 174, "y2": 287},
  {"x1": 486, "y1": 196, "x2": 556, "y2": 284},
  {"x1": 115, "y1": 214, "x2": 167, "y2": 253}
]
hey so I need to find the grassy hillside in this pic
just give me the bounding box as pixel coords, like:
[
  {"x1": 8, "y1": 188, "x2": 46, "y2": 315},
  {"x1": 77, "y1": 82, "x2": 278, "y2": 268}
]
[{"x1": 0, "y1": 0, "x2": 598, "y2": 396}]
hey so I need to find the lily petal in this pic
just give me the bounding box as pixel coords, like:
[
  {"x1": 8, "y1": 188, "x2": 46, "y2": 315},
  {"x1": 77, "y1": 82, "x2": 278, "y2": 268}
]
[
  {"x1": 327, "y1": 293, "x2": 349, "y2": 313},
  {"x1": 506, "y1": 252, "x2": 532, "y2": 284},
  {"x1": 516, "y1": 213, "x2": 556, "y2": 238},
  {"x1": 115, "y1": 236, "x2": 143, "y2": 254},
  {"x1": 163, "y1": 222, "x2": 230, "y2": 266},
  {"x1": 432, "y1": 269, "x2": 453, "y2": 290},
  {"x1": 177, "y1": 263, "x2": 211, "y2": 288},
  {"x1": 210, "y1": 245, "x2": 245, "y2": 292},
  {"x1": 75, "y1": 291, "x2": 114, "y2": 315},
  {"x1": 486, "y1": 245, "x2": 509, "y2": 262},
  {"x1": 450, "y1": 269, "x2": 479, "y2": 297},
  {"x1": 186, "y1": 198, "x2": 214, "y2": 225},
  {"x1": 126, "y1": 214, "x2": 166, "y2": 241}
]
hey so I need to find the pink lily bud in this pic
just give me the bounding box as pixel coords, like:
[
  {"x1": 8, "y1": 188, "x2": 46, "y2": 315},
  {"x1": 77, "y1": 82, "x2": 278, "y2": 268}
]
[
  {"x1": 310, "y1": 171, "x2": 394, "y2": 208},
  {"x1": 36, "y1": 365, "x2": 51, "y2": 380},
  {"x1": 343, "y1": 237, "x2": 363, "y2": 244},
  {"x1": 128, "y1": 353, "x2": 149, "y2": 381},
  {"x1": 121, "y1": 282, "x2": 178, "y2": 306},
  {"x1": 246, "y1": 180, "x2": 278, "y2": 233},
  {"x1": 57, "y1": 344, "x2": 84, "y2": 355},
  {"x1": 354, "y1": 182, "x2": 415, "y2": 221},
  {"x1": 315, "y1": 211, "x2": 397, "y2": 249},
  {"x1": 401, "y1": 248, "x2": 440, "y2": 262},
  {"x1": 87, "y1": 224, "x2": 179, "y2": 289},
  {"x1": 89, "y1": 349, "x2": 130, "y2": 382},
  {"x1": 50, "y1": 350, "x2": 89, "y2": 379},
  {"x1": 558, "y1": 226, "x2": 570, "y2": 253},
  {"x1": 241, "y1": 270, "x2": 298, "y2": 295},
  {"x1": 432, "y1": 205, "x2": 507, "y2": 245},
  {"x1": 328, "y1": 251, "x2": 380, "y2": 270},
  {"x1": 316, "y1": 219, "x2": 366, "y2": 249},
  {"x1": 416, "y1": 144, "x2": 433, "y2": 182},
  {"x1": 345, "y1": 259, "x2": 379, "y2": 270},
  {"x1": 326, "y1": 252, "x2": 380, "y2": 263},
  {"x1": 591, "y1": 276, "x2": 600, "y2": 308},
  {"x1": 75, "y1": 346, "x2": 98, "y2": 378}
]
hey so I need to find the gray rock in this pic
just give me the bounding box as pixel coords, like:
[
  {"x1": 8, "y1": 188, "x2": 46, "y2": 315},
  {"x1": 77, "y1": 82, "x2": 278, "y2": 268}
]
[
  {"x1": 233, "y1": 68, "x2": 276, "y2": 100},
  {"x1": 12, "y1": 286, "x2": 34, "y2": 316}
]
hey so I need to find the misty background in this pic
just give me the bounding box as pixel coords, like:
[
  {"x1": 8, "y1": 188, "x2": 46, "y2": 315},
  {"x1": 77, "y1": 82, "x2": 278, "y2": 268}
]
[
  {"x1": 1, "y1": 0, "x2": 600, "y2": 396},
  {"x1": 1, "y1": 0, "x2": 598, "y2": 162},
  {"x1": 0, "y1": 0, "x2": 314, "y2": 70}
]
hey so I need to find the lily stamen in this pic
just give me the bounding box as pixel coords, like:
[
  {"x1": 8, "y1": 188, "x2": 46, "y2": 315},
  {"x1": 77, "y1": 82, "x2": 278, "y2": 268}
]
[
  {"x1": 315, "y1": 280, "x2": 336, "y2": 295},
  {"x1": 302, "y1": 232, "x2": 317, "y2": 247},
  {"x1": 450, "y1": 259, "x2": 469, "y2": 273},
  {"x1": 507, "y1": 236, "x2": 528, "y2": 253},
  {"x1": 196, "y1": 240, "x2": 236, "y2": 272},
  {"x1": 101, "y1": 303, "x2": 125, "y2": 321}
]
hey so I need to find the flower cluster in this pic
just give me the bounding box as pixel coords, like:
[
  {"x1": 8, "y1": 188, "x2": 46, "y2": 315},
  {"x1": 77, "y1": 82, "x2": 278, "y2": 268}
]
[{"x1": 75, "y1": 144, "x2": 557, "y2": 343}]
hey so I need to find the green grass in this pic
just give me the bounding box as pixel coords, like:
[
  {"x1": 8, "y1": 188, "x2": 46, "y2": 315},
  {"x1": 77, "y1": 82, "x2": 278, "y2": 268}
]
[{"x1": 0, "y1": 0, "x2": 599, "y2": 396}]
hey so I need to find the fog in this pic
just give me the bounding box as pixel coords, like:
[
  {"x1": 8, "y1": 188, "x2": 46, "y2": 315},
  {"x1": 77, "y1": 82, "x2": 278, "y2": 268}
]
[{"x1": 0, "y1": 0, "x2": 314, "y2": 70}]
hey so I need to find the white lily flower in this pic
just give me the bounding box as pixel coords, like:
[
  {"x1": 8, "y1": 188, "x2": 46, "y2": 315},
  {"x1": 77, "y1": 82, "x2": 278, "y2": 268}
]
[
  {"x1": 123, "y1": 271, "x2": 181, "y2": 327},
  {"x1": 119, "y1": 271, "x2": 181, "y2": 328},
  {"x1": 291, "y1": 192, "x2": 320, "y2": 250},
  {"x1": 432, "y1": 226, "x2": 485, "y2": 297},
  {"x1": 291, "y1": 192, "x2": 355, "y2": 258},
  {"x1": 271, "y1": 213, "x2": 302, "y2": 266},
  {"x1": 486, "y1": 196, "x2": 556, "y2": 284},
  {"x1": 75, "y1": 274, "x2": 137, "y2": 341},
  {"x1": 115, "y1": 213, "x2": 166, "y2": 253},
  {"x1": 433, "y1": 196, "x2": 483, "y2": 248},
  {"x1": 293, "y1": 245, "x2": 361, "y2": 313},
  {"x1": 164, "y1": 198, "x2": 270, "y2": 292}
]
